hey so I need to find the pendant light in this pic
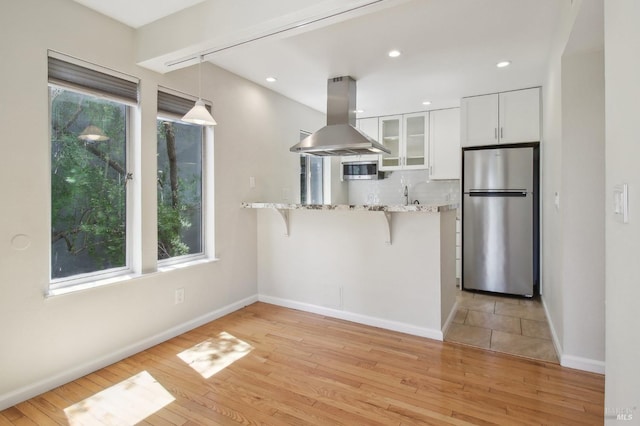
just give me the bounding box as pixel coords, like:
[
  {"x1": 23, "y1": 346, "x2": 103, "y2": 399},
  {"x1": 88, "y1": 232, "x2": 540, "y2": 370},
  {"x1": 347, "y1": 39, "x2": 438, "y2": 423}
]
[
  {"x1": 182, "y1": 55, "x2": 217, "y2": 126},
  {"x1": 78, "y1": 125, "x2": 109, "y2": 141}
]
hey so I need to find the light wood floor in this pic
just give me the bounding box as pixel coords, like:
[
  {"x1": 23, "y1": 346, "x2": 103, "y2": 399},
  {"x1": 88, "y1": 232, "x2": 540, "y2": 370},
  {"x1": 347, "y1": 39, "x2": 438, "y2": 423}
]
[{"x1": 1, "y1": 302, "x2": 604, "y2": 425}]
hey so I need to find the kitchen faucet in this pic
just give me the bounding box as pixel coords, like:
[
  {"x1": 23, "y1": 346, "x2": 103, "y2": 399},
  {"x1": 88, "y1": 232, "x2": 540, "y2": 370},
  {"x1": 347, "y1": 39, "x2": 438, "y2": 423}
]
[{"x1": 404, "y1": 185, "x2": 409, "y2": 206}]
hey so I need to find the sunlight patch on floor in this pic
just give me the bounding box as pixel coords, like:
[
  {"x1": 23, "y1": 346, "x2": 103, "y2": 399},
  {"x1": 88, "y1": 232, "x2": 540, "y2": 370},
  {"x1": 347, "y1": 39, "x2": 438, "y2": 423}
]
[
  {"x1": 64, "y1": 370, "x2": 175, "y2": 425},
  {"x1": 177, "y1": 331, "x2": 253, "y2": 379}
]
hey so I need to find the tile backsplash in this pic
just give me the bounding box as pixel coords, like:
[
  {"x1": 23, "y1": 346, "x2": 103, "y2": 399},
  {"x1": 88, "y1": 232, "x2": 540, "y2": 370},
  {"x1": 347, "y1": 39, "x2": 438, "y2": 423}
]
[{"x1": 348, "y1": 170, "x2": 460, "y2": 206}]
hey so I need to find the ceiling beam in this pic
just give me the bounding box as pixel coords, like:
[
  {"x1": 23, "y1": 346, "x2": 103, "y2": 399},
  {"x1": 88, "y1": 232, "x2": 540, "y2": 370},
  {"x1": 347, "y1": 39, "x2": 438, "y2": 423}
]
[{"x1": 135, "y1": 0, "x2": 410, "y2": 73}]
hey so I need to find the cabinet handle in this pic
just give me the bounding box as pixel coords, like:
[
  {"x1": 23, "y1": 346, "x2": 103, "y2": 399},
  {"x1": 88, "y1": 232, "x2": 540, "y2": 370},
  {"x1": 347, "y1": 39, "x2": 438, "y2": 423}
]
[
  {"x1": 501, "y1": 127, "x2": 504, "y2": 139},
  {"x1": 494, "y1": 128, "x2": 498, "y2": 139}
]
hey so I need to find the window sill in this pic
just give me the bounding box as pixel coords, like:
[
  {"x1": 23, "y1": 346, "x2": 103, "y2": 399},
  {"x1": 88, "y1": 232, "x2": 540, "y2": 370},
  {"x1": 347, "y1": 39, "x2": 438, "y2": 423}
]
[
  {"x1": 157, "y1": 256, "x2": 219, "y2": 273},
  {"x1": 46, "y1": 257, "x2": 220, "y2": 299},
  {"x1": 46, "y1": 272, "x2": 140, "y2": 298}
]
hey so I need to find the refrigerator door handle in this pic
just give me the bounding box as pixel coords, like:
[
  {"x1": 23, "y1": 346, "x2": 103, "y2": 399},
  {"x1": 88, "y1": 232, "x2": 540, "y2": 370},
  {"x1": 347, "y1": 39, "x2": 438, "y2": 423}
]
[{"x1": 468, "y1": 189, "x2": 527, "y2": 197}]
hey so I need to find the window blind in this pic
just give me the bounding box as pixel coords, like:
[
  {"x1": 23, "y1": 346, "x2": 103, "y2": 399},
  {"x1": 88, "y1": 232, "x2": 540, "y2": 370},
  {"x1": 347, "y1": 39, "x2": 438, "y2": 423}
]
[
  {"x1": 158, "y1": 90, "x2": 212, "y2": 117},
  {"x1": 48, "y1": 55, "x2": 138, "y2": 104}
]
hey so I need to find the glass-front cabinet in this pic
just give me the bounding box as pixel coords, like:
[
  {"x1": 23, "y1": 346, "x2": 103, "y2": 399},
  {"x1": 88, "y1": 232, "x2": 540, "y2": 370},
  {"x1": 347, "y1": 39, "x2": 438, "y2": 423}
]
[
  {"x1": 379, "y1": 112, "x2": 428, "y2": 171},
  {"x1": 379, "y1": 115, "x2": 402, "y2": 170},
  {"x1": 404, "y1": 112, "x2": 428, "y2": 169}
]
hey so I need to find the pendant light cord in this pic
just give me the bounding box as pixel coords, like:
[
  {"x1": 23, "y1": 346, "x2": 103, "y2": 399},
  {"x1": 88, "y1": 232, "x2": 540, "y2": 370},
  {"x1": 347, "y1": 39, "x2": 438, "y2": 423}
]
[{"x1": 198, "y1": 55, "x2": 203, "y2": 101}]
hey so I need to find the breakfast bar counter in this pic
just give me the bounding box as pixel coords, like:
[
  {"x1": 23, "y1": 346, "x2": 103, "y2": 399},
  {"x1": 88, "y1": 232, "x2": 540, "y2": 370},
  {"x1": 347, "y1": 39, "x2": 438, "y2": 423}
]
[
  {"x1": 242, "y1": 202, "x2": 458, "y2": 244},
  {"x1": 244, "y1": 201, "x2": 458, "y2": 340},
  {"x1": 242, "y1": 202, "x2": 458, "y2": 213}
]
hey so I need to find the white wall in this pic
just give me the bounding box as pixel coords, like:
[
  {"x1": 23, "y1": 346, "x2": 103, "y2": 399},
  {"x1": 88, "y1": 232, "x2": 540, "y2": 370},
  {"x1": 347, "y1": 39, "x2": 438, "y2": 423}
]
[
  {"x1": 540, "y1": 0, "x2": 606, "y2": 373},
  {"x1": 0, "y1": 0, "x2": 324, "y2": 409},
  {"x1": 604, "y1": 1, "x2": 640, "y2": 422},
  {"x1": 560, "y1": 49, "x2": 605, "y2": 366},
  {"x1": 541, "y1": 0, "x2": 577, "y2": 360},
  {"x1": 439, "y1": 210, "x2": 457, "y2": 327}
]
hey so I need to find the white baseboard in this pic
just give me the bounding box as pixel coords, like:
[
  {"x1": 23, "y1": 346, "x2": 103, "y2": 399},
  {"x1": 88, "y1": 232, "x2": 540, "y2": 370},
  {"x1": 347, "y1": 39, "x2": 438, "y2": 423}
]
[
  {"x1": 560, "y1": 355, "x2": 605, "y2": 374},
  {"x1": 541, "y1": 296, "x2": 564, "y2": 361},
  {"x1": 441, "y1": 300, "x2": 459, "y2": 337},
  {"x1": 541, "y1": 297, "x2": 605, "y2": 375},
  {"x1": 0, "y1": 294, "x2": 258, "y2": 411},
  {"x1": 258, "y1": 294, "x2": 444, "y2": 341}
]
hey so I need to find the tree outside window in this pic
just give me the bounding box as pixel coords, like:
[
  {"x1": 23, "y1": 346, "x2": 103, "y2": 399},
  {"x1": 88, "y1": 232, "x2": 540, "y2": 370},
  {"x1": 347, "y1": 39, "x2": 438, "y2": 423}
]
[
  {"x1": 50, "y1": 88, "x2": 128, "y2": 279},
  {"x1": 157, "y1": 119, "x2": 203, "y2": 260}
]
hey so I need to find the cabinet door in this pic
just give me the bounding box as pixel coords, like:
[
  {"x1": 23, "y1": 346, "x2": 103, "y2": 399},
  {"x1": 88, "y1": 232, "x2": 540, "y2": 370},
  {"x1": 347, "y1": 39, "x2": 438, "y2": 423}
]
[
  {"x1": 403, "y1": 112, "x2": 428, "y2": 170},
  {"x1": 499, "y1": 88, "x2": 540, "y2": 143},
  {"x1": 379, "y1": 115, "x2": 402, "y2": 170},
  {"x1": 461, "y1": 94, "x2": 499, "y2": 147},
  {"x1": 429, "y1": 108, "x2": 460, "y2": 179}
]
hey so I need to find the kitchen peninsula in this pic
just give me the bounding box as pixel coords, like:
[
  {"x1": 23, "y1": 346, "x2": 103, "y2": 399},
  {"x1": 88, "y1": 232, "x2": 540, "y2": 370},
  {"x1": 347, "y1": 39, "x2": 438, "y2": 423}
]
[{"x1": 243, "y1": 201, "x2": 458, "y2": 340}]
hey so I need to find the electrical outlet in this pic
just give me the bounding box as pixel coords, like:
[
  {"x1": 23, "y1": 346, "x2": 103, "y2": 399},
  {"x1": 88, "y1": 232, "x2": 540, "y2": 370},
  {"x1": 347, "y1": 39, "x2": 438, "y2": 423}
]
[{"x1": 174, "y1": 288, "x2": 184, "y2": 304}]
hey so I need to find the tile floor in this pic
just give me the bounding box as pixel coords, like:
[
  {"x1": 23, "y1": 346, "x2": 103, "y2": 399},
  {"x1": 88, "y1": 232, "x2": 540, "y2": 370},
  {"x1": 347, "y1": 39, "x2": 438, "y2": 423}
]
[{"x1": 445, "y1": 290, "x2": 558, "y2": 363}]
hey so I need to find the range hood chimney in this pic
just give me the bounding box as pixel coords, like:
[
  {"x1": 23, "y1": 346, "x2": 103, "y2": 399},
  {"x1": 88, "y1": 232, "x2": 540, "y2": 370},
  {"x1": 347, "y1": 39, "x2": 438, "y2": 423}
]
[{"x1": 290, "y1": 76, "x2": 390, "y2": 156}]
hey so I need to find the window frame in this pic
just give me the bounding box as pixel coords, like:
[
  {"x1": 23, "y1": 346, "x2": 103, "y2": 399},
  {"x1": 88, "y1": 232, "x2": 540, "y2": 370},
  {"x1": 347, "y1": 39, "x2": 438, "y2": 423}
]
[
  {"x1": 156, "y1": 86, "x2": 215, "y2": 268},
  {"x1": 48, "y1": 53, "x2": 139, "y2": 291},
  {"x1": 48, "y1": 84, "x2": 136, "y2": 289},
  {"x1": 156, "y1": 113, "x2": 207, "y2": 267},
  {"x1": 299, "y1": 130, "x2": 326, "y2": 205}
]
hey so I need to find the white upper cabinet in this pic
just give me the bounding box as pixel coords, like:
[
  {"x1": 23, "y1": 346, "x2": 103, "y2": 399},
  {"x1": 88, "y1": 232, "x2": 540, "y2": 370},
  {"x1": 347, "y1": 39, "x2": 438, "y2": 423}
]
[
  {"x1": 461, "y1": 87, "x2": 540, "y2": 147},
  {"x1": 379, "y1": 113, "x2": 428, "y2": 171},
  {"x1": 403, "y1": 112, "x2": 428, "y2": 170},
  {"x1": 379, "y1": 115, "x2": 403, "y2": 170},
  {"x1": 429, "y1": 108, "x2": 461, "y2": 180},
  {"x1": 461, "y1": 94, "x2": 499, "y2": 146},
  {"x1": 498, "y1": 88, "x2": 540, "y2": 144}
]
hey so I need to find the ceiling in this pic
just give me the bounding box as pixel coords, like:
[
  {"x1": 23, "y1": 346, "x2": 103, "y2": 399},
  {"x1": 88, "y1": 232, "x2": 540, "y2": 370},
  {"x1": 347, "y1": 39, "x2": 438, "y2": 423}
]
[
  {"x1": 73, "y1": 0, "x2": 566, "y2": 117},
  {"x1": 73, "y1": 0, "x2": 205, "y2": 28}
]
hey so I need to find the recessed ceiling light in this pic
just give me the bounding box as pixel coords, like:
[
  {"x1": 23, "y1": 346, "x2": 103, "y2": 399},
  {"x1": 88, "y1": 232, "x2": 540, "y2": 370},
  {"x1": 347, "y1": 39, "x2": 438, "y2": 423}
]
[
  {"x1": 266, "y1": 77, "x2": 277, "y2": 82},
  {"x1": 388, "y1": 50, "x2": 401, "y2": 58},
  {"x1": 496, "y1": 61, "x2": 511, "y2": 68},
  {"x1": 422, "y1": 101, "x2": 431, "y2": 106}
]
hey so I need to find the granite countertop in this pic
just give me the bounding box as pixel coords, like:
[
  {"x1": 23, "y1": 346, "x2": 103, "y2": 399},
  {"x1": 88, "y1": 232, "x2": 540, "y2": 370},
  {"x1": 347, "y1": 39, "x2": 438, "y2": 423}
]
[{"x1": 242, "y1": 202, "x2": 458, "y2": 213}]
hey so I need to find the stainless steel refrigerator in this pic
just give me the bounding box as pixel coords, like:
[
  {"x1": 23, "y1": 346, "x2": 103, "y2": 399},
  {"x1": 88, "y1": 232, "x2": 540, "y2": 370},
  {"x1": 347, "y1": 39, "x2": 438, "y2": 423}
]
[{"x1": 462, "y1": 144, "x2": 539, "y2": 297}]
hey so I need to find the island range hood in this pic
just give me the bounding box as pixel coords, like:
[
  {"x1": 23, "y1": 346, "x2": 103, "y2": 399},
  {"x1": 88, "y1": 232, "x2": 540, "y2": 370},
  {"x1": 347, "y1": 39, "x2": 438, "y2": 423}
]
[{"x1": 290, "y1": 76, "x2": 390, "y2": 156}]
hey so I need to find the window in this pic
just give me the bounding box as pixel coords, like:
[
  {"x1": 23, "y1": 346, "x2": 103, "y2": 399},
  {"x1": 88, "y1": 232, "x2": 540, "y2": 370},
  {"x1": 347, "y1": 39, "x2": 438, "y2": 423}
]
[
  {"x1": 49, "y1": 53, "x2": 138, "y2": 285},
  {"x1": 299, "y1": 131, "x2": 324, "y2": 205},
  {"x1": 157, "y1": 90, "x2": 206, "y2": 262}
]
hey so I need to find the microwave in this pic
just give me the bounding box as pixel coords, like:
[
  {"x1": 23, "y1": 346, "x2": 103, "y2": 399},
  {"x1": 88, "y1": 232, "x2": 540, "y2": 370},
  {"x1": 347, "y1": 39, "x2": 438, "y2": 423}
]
[{"x1": 341, "y1": 160, "x2": 384, "y2": 181}]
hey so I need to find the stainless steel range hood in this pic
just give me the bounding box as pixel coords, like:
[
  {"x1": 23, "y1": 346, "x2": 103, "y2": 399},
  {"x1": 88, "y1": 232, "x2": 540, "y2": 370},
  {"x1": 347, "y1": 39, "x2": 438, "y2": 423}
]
[{"x1": 290, "y1": 76, "x2": 390, "y2": 156}]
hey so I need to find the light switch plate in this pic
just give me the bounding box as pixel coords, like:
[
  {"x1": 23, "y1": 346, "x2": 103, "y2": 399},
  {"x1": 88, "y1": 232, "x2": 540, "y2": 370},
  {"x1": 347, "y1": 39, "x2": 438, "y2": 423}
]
[{"x1": 613, "y1": 183, "x2": 629, "y2": 224}]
